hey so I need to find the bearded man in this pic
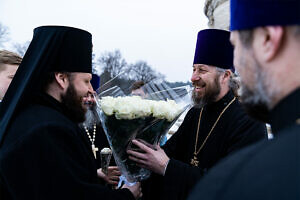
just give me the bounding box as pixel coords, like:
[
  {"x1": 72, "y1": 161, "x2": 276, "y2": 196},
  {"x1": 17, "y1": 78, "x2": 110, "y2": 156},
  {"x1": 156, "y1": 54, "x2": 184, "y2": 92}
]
[
  {"x1": 80, "y1": 75, "x2": 121, "y2": 187},
  {"x1": 0, "y1": 26, "x2": 141, "y2": 200},
  {"x1": 80, "y1": 74, "x2": 110, "y2": 167},
  {"x1": 127, "y1": 29, "x2": 267, "y2": 200}
]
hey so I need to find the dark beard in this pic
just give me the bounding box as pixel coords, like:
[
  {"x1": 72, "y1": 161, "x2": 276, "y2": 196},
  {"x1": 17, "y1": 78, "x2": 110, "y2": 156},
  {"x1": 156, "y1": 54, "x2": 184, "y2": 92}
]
[
  {"x1": 240, "y1": 84, "x2": 270, "y2": 123},
  {"x1": 61, "y1": 83, "x2": 87, "y2": 123},
  {"x1": 239, "y1": 58, "x2": 270, "y2": 123},
  {"x1": 192, "y1": 76, "x2": 221, "y2": 108}
]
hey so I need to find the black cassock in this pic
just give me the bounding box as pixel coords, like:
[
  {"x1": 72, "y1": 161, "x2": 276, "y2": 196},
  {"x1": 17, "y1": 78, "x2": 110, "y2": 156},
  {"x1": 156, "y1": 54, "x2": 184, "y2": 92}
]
[
  {"x1": 0, "y1": 93, "x2": 134, "y2": 200},
  {"x1": 188, "y1": 88, "x2": 300, "y2": 200},
  {"x1": 142, "y1": 90, "x2": 267, "y2": 200}
]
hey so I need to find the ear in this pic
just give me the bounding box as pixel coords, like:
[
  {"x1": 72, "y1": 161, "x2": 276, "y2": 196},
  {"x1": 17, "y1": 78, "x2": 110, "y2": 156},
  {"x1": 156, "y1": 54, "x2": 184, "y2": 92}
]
[
  {"x1": 253, "y1": 26, "x2": 284, "y2": 62},
  {"x1": 220, "y1": 70, "x2": 231, "y2": 84},
  {"x1": 54, "y1": 73, "x2": 69, "y2": 90}
]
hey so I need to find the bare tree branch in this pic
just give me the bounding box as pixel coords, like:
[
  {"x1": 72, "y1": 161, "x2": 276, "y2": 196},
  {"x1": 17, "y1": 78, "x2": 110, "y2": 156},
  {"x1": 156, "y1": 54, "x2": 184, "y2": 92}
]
[
  {"x1": 129, "y1": 61, "x2": 165, "y2": 83},
  {"x1": 0, "y1": 23, "x2": 10, "y2": 47},
  {"x1": 13, "y1": 41, "x2": 30, "y2": 57},
  {"x1": 97, "y1": 50, "x2": 128, "y2": 78}
]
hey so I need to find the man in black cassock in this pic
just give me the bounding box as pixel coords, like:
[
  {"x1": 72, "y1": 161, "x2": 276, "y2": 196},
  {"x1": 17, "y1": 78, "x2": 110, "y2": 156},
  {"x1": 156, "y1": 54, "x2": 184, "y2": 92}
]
[
  {"x1": 188, "y1": 0, "x2": 300, "y2": 200},
  {"x1": 81, "y1": 74, "x2": 110, "y2": 168},
  {"x1": 127, "y1": 29, "x2": 267, "y2": 200},
  {"x1": 0, "y1": 26, "x2": 141, "y2": 200},
  {"x1": 80, "y1": 75, "x2": 121, "y2": 187}
]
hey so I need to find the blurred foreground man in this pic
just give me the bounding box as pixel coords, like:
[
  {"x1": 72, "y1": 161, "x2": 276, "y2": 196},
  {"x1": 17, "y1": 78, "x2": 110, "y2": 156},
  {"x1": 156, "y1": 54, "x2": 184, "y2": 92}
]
[
  {"x1": 127, "y1": 29, "x2": 267, "y2": 200},
  {"x1": 0, "y1": 50, "x2": 22, "y2": 102},
  {"x1": 188, "y1": 0, "x2": 300, "y2": 199},
  {"x1": 0, "y1": 26, "x2": 141, "y2": 200}
]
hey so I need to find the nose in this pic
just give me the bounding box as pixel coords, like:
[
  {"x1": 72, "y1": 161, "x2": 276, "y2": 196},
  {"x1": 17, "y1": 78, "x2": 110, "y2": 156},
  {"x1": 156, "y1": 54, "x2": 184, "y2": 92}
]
[
  {"x1": 87, "y1": 93, "x2": 93, "y2": 101},
  {"x1": 88, "y1": 83, "x2": 94, "y2": 94},
  {"x1": 191, "y1": 71, "x2": 200, "y2": 82}
]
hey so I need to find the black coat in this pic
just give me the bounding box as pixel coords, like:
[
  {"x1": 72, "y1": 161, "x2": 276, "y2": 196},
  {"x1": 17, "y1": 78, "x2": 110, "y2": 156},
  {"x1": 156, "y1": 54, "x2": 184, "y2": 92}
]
[
  {"x1": 0, "y1": 93, "x2": 134, "y2": 200},
  {"x1": 143, "y1": 91, "x2": 267, "y2": 200},
  {"x1": 188, "y1": 88, "x2": 300, "y2": 200}
]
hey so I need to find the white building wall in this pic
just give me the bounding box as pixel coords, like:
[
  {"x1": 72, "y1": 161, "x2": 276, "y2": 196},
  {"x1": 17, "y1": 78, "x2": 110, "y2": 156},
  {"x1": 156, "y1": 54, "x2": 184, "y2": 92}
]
[{"x1": 204, "y1": 0, "x2": 230, "y2": 30}]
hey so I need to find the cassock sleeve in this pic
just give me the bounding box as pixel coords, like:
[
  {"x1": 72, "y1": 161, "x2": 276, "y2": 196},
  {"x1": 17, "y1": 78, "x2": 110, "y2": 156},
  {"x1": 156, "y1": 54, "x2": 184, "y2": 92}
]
[
  {"x1": 1, "y1": 124, "x2": 135, "y2": 200},
  {"x1": 147, "y1": 108, "x2": 204, "y2": 199},
  {"x1": 142, "y1": 108, "x2": 200, "y2": 200},
  {"x1": 143, "y1": 108, "x2": 202, "y2": 200},
  {"x1": 161, "y1": 158, "x2": 205, "y2": 199}
]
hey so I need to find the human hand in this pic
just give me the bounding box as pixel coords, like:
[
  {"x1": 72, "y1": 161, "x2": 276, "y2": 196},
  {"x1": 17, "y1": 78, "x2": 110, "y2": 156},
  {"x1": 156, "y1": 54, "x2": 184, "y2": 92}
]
[
  {"x1": 97, "y1": 166, "x2": 121, "y2": 186},
  {"x1": 127, "y1": 139, "x2": 170, "y2": 175},
  {"x1": 122, "y1": 182, "x2": 142, "y2": 199}
]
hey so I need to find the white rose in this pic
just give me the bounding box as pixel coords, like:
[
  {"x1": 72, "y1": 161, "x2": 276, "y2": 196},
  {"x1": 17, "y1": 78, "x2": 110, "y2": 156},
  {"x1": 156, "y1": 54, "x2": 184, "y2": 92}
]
[
  {"x1": 151, "y1": 101, "x2": 167, "y2": 119},
  {"x1": 151, "y1": 99, "x2": 183, "y2": 121},
  {"x1": 165, "y1": 99, "x2": 182, "y2": 121},
  {"x1": 114, "y1": 96, "x2": 135, "y2": 119},
  {"x1": 100, "y1": 96, "x2": 116, "y2": 116},
  {"x1": 99, "y1": 96, "x2": 183, "y2": 121}
]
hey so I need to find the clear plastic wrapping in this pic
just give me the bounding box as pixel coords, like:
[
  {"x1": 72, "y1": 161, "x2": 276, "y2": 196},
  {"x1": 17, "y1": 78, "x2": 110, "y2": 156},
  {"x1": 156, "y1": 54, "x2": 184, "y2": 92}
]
[{"x1": 94, "y1": 80, "x2": 191, "y2": 182}]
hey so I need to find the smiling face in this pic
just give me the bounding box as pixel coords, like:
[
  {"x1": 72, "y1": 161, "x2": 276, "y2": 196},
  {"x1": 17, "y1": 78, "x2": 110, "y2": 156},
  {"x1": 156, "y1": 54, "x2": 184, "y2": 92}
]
[
  {"x1": 0, "y1": 64, "x2": 19, "y2": 100},
  {"x1": 191, "y1": 64, "x2": 221, "y2": 106},
  {"x1": 82, "y1": 92, "x2": 100, "y2": 129},
  {"x1": 61, "y1": 72, "x2": 93, "y2": 123},
  {"x1": 72, "y1": 73, "x2": 93, "y2": 102},
  {"x1": 83, "y1": 92, "x2": 96, "y2": 109}
]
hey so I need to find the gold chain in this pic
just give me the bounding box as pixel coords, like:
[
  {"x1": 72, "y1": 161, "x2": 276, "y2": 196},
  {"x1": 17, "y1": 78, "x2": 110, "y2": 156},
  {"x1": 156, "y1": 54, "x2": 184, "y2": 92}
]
[{"x1": 194, "y1": 97, "x2": 236, "y2": 156}]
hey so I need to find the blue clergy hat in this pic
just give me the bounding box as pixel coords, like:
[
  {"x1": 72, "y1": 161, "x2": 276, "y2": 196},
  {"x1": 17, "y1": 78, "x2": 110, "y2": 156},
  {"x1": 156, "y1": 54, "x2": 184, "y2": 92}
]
[
  {"x1": 91, "y1": 74, "x2": 100, "y2": 91},
  {"x1": 193, "y1": 29, "x2": 234, "y2": 72},
  {"x1": 230, "y1": 0, "x2": 300, "y2": 31}
]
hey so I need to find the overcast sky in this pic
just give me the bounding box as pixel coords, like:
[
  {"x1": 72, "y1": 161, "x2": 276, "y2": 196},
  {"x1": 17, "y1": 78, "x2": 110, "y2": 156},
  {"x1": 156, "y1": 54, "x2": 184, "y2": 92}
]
[{"x1": 0, "y1": 0, "x2": 208, "y2": 82}]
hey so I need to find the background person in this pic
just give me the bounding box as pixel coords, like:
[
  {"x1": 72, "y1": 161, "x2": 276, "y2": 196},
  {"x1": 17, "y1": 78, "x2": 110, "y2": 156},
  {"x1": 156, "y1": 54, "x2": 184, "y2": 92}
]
[{"x1": 0, "y1": 50, "x2": 22, "y2": 102}]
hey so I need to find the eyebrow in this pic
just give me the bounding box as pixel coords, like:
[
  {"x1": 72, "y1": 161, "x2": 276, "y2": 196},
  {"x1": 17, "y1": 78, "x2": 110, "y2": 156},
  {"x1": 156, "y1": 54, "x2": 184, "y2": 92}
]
[{"x1": 194, "y1": 65, "x2": 209, "y2": 70}]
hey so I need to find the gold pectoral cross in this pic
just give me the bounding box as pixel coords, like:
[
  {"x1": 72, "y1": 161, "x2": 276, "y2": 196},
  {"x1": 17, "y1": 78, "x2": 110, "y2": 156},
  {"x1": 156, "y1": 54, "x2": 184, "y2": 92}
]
[
  {"x1": 91, "y1": 144, "x2": 99, "y2": 159},
  {"x1": 190, "y1": 155, "x2": 199, "y2": 167}
]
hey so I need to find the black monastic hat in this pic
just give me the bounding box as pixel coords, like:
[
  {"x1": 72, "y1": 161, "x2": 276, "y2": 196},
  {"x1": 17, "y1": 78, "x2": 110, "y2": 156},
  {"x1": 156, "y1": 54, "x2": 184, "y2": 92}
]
[{"x1": 0, "y1": 26, "x2": 93, "y2": 146}]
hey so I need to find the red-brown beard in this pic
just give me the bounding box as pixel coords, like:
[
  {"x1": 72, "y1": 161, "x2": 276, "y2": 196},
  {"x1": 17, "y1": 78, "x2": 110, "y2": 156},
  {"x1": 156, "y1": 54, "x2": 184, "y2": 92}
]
[
  {"x1": 192, "y1": 75, "x2": 221, "y2": 107},
  {"x1": 61, "y1": 82, "x2": 87, "y2": 123}
]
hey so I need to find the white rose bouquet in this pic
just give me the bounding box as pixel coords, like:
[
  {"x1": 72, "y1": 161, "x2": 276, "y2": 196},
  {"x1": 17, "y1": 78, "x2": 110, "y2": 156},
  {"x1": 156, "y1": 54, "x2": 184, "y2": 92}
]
[{"x1": 95, "y1": 81, "x2": 191, "y2": 183}]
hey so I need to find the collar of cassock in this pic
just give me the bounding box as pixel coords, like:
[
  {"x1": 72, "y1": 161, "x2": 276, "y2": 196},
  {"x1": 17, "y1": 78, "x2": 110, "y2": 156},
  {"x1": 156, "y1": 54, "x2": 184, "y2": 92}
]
[
  {"x1": 205, "y1": 90, "x2": 235, "y2": 111},
  {"x1": 270, "y1": 88, "x2": 300, "y2": 134}
]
